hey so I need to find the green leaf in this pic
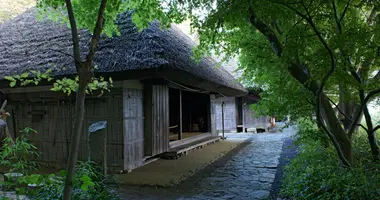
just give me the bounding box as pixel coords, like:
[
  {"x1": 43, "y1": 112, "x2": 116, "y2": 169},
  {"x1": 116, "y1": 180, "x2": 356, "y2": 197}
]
[
  {"x1": 4, "y1": 76, "x2": 16, "y2": 82},
  {"x1": 79, "y1": 175, "x2": 91, "y2": 182},
  {"x1": 9, "y1": 81, "x2": 16, "y2": 87},
  {"x1": 80, "y1": 183, "x2": 89, "y2": 191},
  {"x1": 21, "y1": 72, "x2": 29, "y2": 78}
]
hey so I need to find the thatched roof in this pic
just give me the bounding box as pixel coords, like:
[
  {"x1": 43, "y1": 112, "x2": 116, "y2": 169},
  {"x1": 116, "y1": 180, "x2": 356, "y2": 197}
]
[{"x1": 0, "y1": 9, "x2": 246, "y2": 96}]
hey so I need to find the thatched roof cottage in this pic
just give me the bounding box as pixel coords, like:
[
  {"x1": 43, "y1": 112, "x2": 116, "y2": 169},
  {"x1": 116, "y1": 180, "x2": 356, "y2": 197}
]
[{"x1": 0, "y1": 9, "x2": 246, "y2": 172}]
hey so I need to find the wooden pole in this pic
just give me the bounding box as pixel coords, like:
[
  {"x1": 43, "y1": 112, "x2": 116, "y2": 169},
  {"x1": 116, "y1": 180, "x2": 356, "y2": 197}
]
[
  {"x1": 103, "y1": 129, "x2": 107, "y2": 177},
  {"x1": 1, "y1": 100, "x2": 13, "y2": 142},
  {"x1": 178, "y1": 89, "x2": 182, "y2": 140},
  {"x1": 0, "y1": 100, "x2": 7, "y2": 111},
  {"x1": 242, "y1": 103, "x2": 245, "y2": 133},
  {"x1": 222, "y1": 101, "x2": 225, "y2": 139}
]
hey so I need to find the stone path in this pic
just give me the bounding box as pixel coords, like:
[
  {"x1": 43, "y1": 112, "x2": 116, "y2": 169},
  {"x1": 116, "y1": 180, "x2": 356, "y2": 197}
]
[
  {"x1": 119, "y1": 124, "x2": 296, "y2": 200},
  {"x1": 180, "y1": 125, "x2": 295, "y2": 200}
]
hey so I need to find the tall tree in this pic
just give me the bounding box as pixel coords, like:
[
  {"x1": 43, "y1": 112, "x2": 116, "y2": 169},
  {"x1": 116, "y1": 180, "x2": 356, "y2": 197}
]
[
  {"x1": 131, "y1": 0, "x2": 380, "y2": 165},
  {"x1": 36, "y1": 0, "x2": 177, "y2": 198},
  {"x1": 37, "y1": 0, "x2": 117, "y2": 198}
]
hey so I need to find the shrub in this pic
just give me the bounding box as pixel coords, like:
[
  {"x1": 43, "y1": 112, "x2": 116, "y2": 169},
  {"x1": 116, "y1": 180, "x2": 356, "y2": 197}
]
[
  {"x1": 294, "y1": 118, "x2": 330, "y2": 147},
  {"x1": 0, "y1": 127, "x2": 40, "y2": 174},
  {"x1": 280, "y1": 120, "x2": 380, "y2": 200},
  {"x1": 28, "y1": 161, "x2": 120, "y2": 200}
]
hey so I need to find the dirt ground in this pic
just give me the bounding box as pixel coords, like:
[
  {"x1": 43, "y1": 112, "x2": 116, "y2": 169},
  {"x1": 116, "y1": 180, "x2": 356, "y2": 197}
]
[
  {"x1": 118, "y1": 124, "x2": 296, "y2": 200},
  {"x1": 115, "y1": 138, "x2": 246, "y2": 186},
  {"x1": 118, "y1": 138, "x2": 254, "y2": 200}
]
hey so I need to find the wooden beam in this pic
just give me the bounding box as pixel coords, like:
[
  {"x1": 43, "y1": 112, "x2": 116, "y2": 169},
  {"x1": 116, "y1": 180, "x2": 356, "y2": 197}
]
[
  {"x1": 242, "y1": 102, "x2": 246, "y2": 133},
  {"x1": 1, "y1": 86, "x2": 53, "y2": 94},
  {"x1": 143, "y1": 84, "x2": 153, "y2": 156},
  {"x1": 178, "y1": 89, "x2": 183, "y2": 140}
]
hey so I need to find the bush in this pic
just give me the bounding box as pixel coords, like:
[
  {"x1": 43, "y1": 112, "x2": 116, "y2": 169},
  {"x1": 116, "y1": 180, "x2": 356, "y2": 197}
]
[
  {"x1": 0, "y1": 127, "x2": 40, "y2": 174},
  {"x1": 280, "y1": 119, "x2": 380, "y2": 200},
  {"x1": 30, "y1": 161, "x2": 120, "y2": 200},
  {"x1": 294, "y1": 118, "x2": 330, "y2": 147}
]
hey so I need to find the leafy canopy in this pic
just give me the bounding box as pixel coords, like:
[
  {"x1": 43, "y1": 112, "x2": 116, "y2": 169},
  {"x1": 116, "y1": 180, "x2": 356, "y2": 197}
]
[
  {"x1": 34, "y1": 0, "x2": 380, "y2": 121},
  {"x1": 135, "y1": 0, "x2": 380, "y2": 120}
]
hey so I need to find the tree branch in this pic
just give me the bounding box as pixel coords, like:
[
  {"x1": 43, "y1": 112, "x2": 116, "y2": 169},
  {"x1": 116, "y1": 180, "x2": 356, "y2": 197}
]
[
  {"x1": 65, "y1": 0, "x2": 82, "y2": 69},
  {"x1": 374, "y1": 70, "x2": 380, "y2": 80},
  {"x1": 275, "y1": 1, "x2": 337, "y2": 94},
  {"x1": 331, "y1": 0, "x2": 342, "y2": 33},
  {"x1": 249, "y1": 6, "x2": 283, "y2": 56},
  {"x1": 372, "y1": 125, "x2": 380, "y2": 134},
  {"x1": 249, "y1": 2, "x2": 351, "y2": 166},
  {"x1": 316, "y1": 96, "x2": 351, "y2": 167},
  {"x1": 348, "y1": 87, "x2": 380, "y2": 136},
  {"x1": 327, "y1": 97, "x2": 368, "y2": 132},
  {"x1": 340, "y1": 0, "x2": 352, "y2": 22},
  {"x1": 52, "y1": 49, "x2": 75, "y2": 59},
  {"x1": 85, "y1": 0, "x2": 107, "y2": 64}
]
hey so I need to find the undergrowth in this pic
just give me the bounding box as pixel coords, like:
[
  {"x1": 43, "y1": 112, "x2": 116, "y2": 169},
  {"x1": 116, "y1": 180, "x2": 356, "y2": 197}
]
[{"x1": 280, "y1": 118, "x2": 380, "y2": 200}]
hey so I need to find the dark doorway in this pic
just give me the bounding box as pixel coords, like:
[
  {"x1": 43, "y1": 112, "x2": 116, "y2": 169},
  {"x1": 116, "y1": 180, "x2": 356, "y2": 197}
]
[
  {"x1": 169, "y1": 88, "x2": 210, "y2": 142},
  {"x1": 236, "y1": 97, "x2": 243, "y2": 132}
]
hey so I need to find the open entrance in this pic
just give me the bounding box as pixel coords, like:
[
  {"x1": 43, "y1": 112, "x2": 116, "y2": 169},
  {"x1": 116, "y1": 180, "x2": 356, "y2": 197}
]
[
  {"x1": 169, "y1": 88, "x2": 210, "y2": 142},
  {"x1": 236, "y1": 97, "x2": 243, "y2": 132}
]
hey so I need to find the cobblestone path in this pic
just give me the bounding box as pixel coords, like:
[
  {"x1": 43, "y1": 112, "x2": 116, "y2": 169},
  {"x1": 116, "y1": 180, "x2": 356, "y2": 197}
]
[
  {"x1": 180, "y1": 126, "x2": 295, "y2": 200},
  {"x1": 120, "y1": 125, "x2": 296, "y2": 200}
]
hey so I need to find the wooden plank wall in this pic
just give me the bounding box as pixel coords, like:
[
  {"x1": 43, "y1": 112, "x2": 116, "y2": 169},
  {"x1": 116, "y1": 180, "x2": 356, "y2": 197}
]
[
  {"x1": 243, "y1": 104, "x2": 270, "y2": 129},
  {"x1": 214, "y1": 96, "x2": 237, "y2": 132},
  {"x1": 123, "y1": 88, "x2": 144, "y2": 171},
  {"x1": 5, "y1": 90, "x2": 124, "y2": 172},
  {"x1": 151, "y1": 85, "x2": 169, "y2": 155},
  {"x1": 144, "y1": 84, "x2": 169, "y2": 156},
  {"x1": 209, "y1": 94, "x2": 217, "y2": 136}
]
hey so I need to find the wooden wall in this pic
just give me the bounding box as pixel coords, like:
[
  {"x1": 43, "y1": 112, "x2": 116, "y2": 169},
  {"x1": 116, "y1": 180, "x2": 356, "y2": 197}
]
[
  {"x1": 123, "y1": 87, "x2": 144, "y2": 171},
  {"x1": 209, "y1": 94, "x2": 217, "y2": 136},
  {"x1": 215, "y1": 96, "x2": 237, "y2": 132},
  {"x1": 214, "y1": 95, "x2": 271, "y2": 132},
  {"x1": 144, "y1": 84, "x2": 169, "y2": 156},
  {"x1": 243, "y1": 104, "x2": 270, "y2": 130},
  {"x1": 5, "y1": 90, "x2": 124, "y2": 172}
]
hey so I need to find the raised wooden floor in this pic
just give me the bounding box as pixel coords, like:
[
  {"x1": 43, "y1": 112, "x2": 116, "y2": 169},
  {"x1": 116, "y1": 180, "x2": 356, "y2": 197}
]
[{"x1": 162, "y1": 135, "x2": 221, "y2": 159}]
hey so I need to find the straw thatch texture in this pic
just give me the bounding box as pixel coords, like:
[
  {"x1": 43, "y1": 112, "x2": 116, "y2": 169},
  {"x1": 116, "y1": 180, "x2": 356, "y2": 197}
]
[{"x1": 0, "y1": 9, "x2": 246, "y2": 95}]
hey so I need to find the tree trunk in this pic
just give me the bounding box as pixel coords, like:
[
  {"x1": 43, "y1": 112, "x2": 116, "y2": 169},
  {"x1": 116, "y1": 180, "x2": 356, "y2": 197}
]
[
  {"x1": 368, "y1": 132, "x2": 380, "y2": 159},
  {"x1": 62, "y1": 0, "x2": 106, "y2": 198},
  {"x1": 321, "y1": 93, "x2": 353, "y2": 164},
  {"x1": 63, "y1": 68, "x2": 89, "y2": 200},
  {"x1": 362, "y1": 104, "x2": 380, "y2": 159},
  {"x1": 247, "y1": 6, "x2": 354, "y2": 164}
]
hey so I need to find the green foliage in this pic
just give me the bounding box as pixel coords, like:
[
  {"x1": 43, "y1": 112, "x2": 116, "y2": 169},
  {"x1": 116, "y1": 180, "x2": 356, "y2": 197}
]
[
  {"x1": 0, "y1": 127, "x2": 40, "y2": 174},
  {"x1": 23, "y1": 161, "x2": 120, "y2": 200},
  {"x1": 281, "y1": 121, "x2": 380, "y2": 199},
  {"x1": 4, "y1": 69, "x2": 53, "y2": 88},
  {"x1": 50, "y1": 75, "x2": 113, "y2": 95},
  {"x1": 36, "y1": 0, "x2": 183, "y2": 35},
  {"x1": 5, "y1": 69, "x2": 113, "y2": 96},
  {"x1": 141, "y1": 0, "x2": 380, "y2": 121},
  {"x1": 294, "y1": 118, "x2": 330, "y2": 147},
  {"x1": 37, "y1": 0, "x2": 125, "y2": 37}
]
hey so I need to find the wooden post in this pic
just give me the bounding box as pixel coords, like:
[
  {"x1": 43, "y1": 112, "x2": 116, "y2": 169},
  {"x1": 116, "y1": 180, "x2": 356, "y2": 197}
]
[
  {"x1": 222, "y1": 101, "x2": 225, "y2": 139},
  {"x1": 178, "y1": 89, "x2": 182, "y2": 140},
  {"x1": 242, "y1": 103, "x2": 246, "y2": 133},
  {"x1": 103, "y1": 128, "x2": 107, "y2": 177},
  {"x1": 0, "y1": 100, "x2": 13, "y2": 142}
]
